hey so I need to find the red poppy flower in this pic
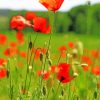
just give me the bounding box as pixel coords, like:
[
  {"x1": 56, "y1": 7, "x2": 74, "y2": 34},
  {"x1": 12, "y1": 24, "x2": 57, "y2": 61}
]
[
  {"x1": 82, "y1": 65, "x2": 90, "y2": 71},
  {"x1": 39, "y1": 0, "x2": 64, "y2": 12},
  {"x1": 0, "y1": 58, "x2": 7, "y2": 66},
  {"x1": 4, "y1": 48, "x2": 19, "y2": 57},
  {"x1": 37, "y1": 70, "x2": 50, "y2": 80},
  {"x1": 68, "y1": 42, "x2": 75, "y2": 48},
  {"x1": 59, "y1": 46, "x2": 67, "y2": 53},
  {"x1": 26, "y1": 12, "x2": 37, "y2": 20},
  {"x1": 91, "y1": 50, "x2": 99, "y2": 58},
  {"x1": 20, "y1": 51, "x2": 27, "y2": 58},
  {"x1": 91, "y1": 66, "x2": 100, "y2": 75},
  {"x1": 0, "y1": 34, "x2": 7, "y2": 45},
  {"x1": 4, "y1": 48, "x2": 10, "y2": 56},
  {"x1": 10, "y1": 16, "x2": 30, "y2": 31},
  {"x1": 32, "y1": 17, "x2": 51, "y2": 34},
  {"x1": 16, "y1": 32, "x2": 24, "y2": 45},
  {"x1": 0, "y1": 69, "x2": 7, "y2": 78},
  {"x1": 81, "y1": 56, "x2": 92, "y2": 65},
  {"x1": 57, "y1": 63, "x2": 74, "y2": 84},
  {"x1": 49, "y1": 65, "x2": 56, "y2": 74},
  {"x1": 59, "y1": 46, "x2": 67, "y2": 58},
  {"x1": 57, "y1": 70, "x2": 73, "y2": 83},
  {"x1": 9, "y1": 42, "x2": 17, "y2": 48}
]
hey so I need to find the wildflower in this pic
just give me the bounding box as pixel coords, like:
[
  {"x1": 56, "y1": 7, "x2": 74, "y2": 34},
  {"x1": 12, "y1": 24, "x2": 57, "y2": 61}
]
[
  {"x1": 39, "y1": 0, "x2": 64, "y2": 12},
  {"x1": 68, "y1": 42, "x2": 75, "y2": 48},
  {"x1": 81, "y1": 56, "x2": 92, "y2": 71},
  {"x1": 32, "y1": 17, "x2": 51, "y2": 34},
  {"x1": 0, "y1": 69, "x2": 7, "y2": 78},
  {"x1": 49, "y1": 65, "x2": 56, "y2": 74},
  {"x1": 0, "y1": 58, "x2": 7, "y2": 66},
  {"x1": 91, "y1": 50, "x2": 99, "y2": 58},
  {"x1": 0, "y1": 34, "x2": 7, "y2": 45},
  {"x1": 20, "y1": 51, "x2": 27, "y2": 58},
  {"x1": 91, "y1": 66, "x2": 100, "y2": 75},
  {"x1": 59, "y1": 45, "x2": 67, "y2": 58},
  {"x1": 57, "y1": 63, "x2": 74, "y2": 83},
  {"x1": 37, "y1": 70, "x2": 50, "y2": 80},
  {"x1": 16, "y1": 32, "x2": 24, "y2": 45},
  {"x1": 10, "y1": 15, "x2": 30, "y2": 31},
  {"x1": 9, "y1": 42, "x2": 17, "y2": 48},
  {"x1": 26, "y1": 12, "x2": 37, "y2": 20}
]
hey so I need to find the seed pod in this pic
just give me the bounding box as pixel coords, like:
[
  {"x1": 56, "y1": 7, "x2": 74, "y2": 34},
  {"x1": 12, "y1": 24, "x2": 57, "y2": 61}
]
[
  {"x1": 48, "y1": 59, "x2": 52, "y2": 66},
  {"x1": 61, "y1": 89, "x2": 64, "y2": 96},
  {"x1": 46, "y1": 50, "x2": 50, "y2": 59},
  {"x1": 42, "y1": 86, "x2": 47, "y2": 96},
  {"x1": 7, "y1": 70, "x2": 10, "y2": 78},
  {"x1": 29, "y1": 41, "x2": 32, "y2": 49},
  {"x1": 76, "y1": 41, "x2": 83, "y2": 56},
  {"x1": 94, "y1": 91, "x2": 97, "y2": 99},
  {"x1": 40, "y1": 52, "x2": 44, "y2": 62}
]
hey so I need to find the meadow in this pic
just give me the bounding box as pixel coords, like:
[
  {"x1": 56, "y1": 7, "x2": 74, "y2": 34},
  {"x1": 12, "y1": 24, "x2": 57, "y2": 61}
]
[
  {"x1": 0, "y1": 1, "x2": 100, "y2": 100},
  {"x1": 0, "y1": 31, "x2": 100, "y2": 100}
]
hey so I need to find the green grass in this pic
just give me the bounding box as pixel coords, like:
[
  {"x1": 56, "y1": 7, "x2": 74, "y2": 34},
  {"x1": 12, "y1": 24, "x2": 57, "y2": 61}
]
[{"x1": 0, "y1": 31, "x2": 100, "y2": 100}]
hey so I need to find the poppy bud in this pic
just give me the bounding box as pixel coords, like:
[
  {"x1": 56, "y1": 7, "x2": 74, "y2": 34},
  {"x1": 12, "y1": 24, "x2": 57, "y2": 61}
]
[
  {"x1": 94, "y1": 91, "x2": 97, "y2": 99},
  {"x1": 29, "y1": 41, "x2": 32, "y2": 49},
  {"x1": 42, "y1": 86, "x2": 47, "y2": 96},
  {"x1": 40, "y1": 52, "x2": 44, "y2": 62},
  {"x1": 61, "y1": 89, "x2": 64, "y2": 96},
  {"x1": 46, "y1": 50, "x2": 50, "y2": 59},
  {"x1": 48, "y1": 59, "x2": 52, "y2": 66}
]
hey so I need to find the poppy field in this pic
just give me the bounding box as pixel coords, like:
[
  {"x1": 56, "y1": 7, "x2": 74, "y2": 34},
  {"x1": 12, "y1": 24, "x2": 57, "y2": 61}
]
[{"x1": 0, "y1": 0, "x2": 100, "y2": 100}]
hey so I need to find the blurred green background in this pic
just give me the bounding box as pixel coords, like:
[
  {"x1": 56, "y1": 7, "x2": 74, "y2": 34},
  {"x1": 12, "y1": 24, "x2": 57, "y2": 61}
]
[{"x1": 0, "y1": 3, "x2": 100, "y2": 35}]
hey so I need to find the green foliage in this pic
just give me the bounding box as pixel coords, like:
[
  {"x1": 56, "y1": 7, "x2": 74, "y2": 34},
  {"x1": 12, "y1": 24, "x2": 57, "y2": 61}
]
[{"x1": 0, "y1": 3, "x2": 100, "y2": 34}]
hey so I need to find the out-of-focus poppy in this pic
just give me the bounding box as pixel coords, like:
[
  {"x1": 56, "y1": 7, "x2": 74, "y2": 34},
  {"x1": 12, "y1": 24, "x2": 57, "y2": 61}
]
[
  {"x1": 49, "y1": 65, "x2": 56, "y2": 74},
  {"x1": 37, "y1": 70, "x2": 50, "y2": 80},
  {"x1": 0, "y1": 58, "x2": 7, "y2": 66},
  {"x1": 20, "y1": 51, "x2": 27, "y2": 58},
  {"x1": 91, "y1": 66, "x2": 100, "y2": 75},
  {"x1": 59, "y1": 46, "x2": 67, "y2": 58},
  {"x1": 10, "y1": 16, "x2": 30, "y2": 31},
  {"x1": 39, "y1": 0, "x2": 64, "y2": 12},
  {"x1": 32, "y1": 17, "x2": 51, "y2": 34},
  {"x1": 68, "y1": 42, "x2": 75, "y2": 48},
  {"x1": 4, "y1": 48, "x2": 19, "y2": 57},
  {"x1": 91, "y1": 50, "x2": 99, "y2": 58},
  {"x1": 16, "y1": 32, "x2": 24, "y2": 45},
  {"x1": 0, "y1": 34, "x2": 7, "y2": 45},
  {"x1": 26, "y1": 12, "x2": 37, "y2": 20},
  {"x1": 9, "y1": 42, "x2": 17, "y2": 48},
  {"x1": 0, "y1": 69, "x2": 7, "y2": 78}
]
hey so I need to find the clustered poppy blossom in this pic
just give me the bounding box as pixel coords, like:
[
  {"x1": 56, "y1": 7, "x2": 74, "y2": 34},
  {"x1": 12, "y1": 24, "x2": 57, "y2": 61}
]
[
  {"x1": 10, "y1": 12, "x2": 51, "y2": 34},
  {"x1": 57, "y1": 63, "x2": 74, "y2": 83},
  {"x1": 10, "y1": 15, "x2": 30, "y2": 31},
  {"x1": 39, "y1": 0, "x2": 64, "y2": 12}
]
